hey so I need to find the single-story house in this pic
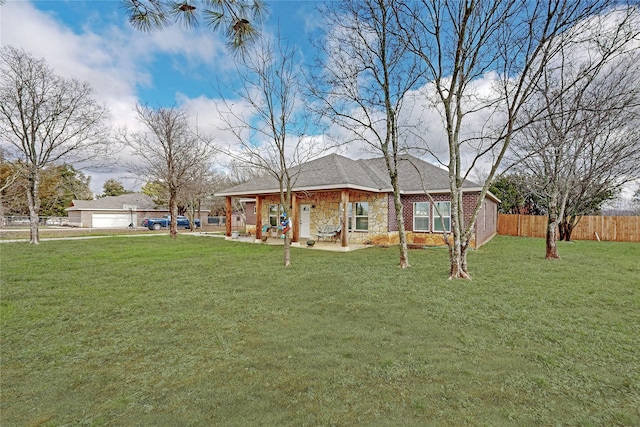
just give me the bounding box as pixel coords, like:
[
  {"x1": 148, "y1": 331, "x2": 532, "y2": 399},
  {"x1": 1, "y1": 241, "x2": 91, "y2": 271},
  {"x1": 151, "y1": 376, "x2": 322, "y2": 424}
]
[
  {"x1": 215, "y1": 153, "x2": 499, "y2": 250},
  {"x1": 66, "y1": 193, "x2": 207, "y2": 228}
]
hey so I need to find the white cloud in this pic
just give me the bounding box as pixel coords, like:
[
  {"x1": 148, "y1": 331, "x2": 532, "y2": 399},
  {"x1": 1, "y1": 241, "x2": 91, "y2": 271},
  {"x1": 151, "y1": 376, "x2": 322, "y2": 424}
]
[{"x1": 0, "y1": 0, "x2": 234, "y2": 194}]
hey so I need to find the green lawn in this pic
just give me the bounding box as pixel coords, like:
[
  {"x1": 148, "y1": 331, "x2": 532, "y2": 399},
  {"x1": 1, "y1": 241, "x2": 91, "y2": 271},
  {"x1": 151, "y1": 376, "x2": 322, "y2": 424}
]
[{"x1": 1, "y1": 236, "x2": 639, "y2": 426}]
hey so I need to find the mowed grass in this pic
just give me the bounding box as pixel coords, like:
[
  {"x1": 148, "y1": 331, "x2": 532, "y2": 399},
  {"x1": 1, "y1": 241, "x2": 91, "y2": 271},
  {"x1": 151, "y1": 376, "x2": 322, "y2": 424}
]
[{"x1": 1, "y1": 235, "x2": 638, "y2": 426}]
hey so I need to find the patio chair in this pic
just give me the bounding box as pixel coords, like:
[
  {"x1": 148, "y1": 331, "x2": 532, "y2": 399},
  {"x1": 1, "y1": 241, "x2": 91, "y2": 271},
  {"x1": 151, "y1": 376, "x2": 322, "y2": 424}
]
[{"x1": 315, "y1": 225, "x2": 341, "y2": 242}]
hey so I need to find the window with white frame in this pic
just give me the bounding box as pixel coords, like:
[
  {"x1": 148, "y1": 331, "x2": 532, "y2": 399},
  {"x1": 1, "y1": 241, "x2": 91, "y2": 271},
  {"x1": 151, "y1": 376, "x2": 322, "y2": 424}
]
[
  {"x1": 343, "y1": 202, "x2": 369, "y2": 231},
  {"x1": 268, "y1": 204, "x2": 283, "y2": 227},
  {"x1": 413, "y1": 202, "x2": 430, "y2": 231},
  {"x1": 355, "y1": 202, "x2": 369, "y2": 231},
  {"x1": 433, "y1": 201, "x2": 451, "y2": 232}
]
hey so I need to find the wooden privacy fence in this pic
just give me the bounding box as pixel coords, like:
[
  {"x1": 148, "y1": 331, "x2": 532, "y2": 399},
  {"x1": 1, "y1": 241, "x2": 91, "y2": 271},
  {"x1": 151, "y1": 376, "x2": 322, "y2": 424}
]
[{"x1": 498, "y1": 214, "x2": 640, "y2": 242}]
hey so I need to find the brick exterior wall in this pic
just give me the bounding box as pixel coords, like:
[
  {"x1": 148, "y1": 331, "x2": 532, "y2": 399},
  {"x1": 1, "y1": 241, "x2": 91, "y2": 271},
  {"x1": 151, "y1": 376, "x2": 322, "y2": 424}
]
[
  {"x1": 386, "y1": 192, "x2": 497, "y2": 248},
  {"x1": 257, "y1": 190, "x2": 497, "y2": 248},
  {"x1": 475, "y1": 197, "x2": 498, "y2": 246}
]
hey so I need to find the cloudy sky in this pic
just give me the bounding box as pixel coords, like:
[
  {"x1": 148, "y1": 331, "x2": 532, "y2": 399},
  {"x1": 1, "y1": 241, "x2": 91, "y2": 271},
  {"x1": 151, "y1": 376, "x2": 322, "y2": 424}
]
[
  {"x1": 1, "y1": 1, "x2": 637, "y2": 203},
  {"x1": 0, "y1": 0, "x2": 544, "y2": 196},
  {"x1": 0, "y1": 0, "x2": 327, "y2": 193}
]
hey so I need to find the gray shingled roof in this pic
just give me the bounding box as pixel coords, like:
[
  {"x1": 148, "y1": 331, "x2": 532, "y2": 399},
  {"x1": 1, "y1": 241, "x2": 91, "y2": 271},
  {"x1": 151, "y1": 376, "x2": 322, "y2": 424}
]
[
  {"x1": 216, "y1": 153, "x2": 480, "y2": 197},
  {"x1": 67, "y1": 193, "x2": 158, "y2": 211}
]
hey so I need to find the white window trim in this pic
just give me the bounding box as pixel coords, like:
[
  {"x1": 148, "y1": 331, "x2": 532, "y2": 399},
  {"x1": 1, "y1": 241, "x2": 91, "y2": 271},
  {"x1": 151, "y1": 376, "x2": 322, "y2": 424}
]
[
  {"x1": 413, "y1": 201, "x2": 430, "y2": 232},
  {"x1": 433, "y1": 201, "x2": 451, "y2": 232},
  {"x1": 343, "y1": 202, "x2": 369, "y2": 232},
  {"x1": 268, "y1": 204, "x2": 283, "y2": 227},
  {"x1": 354, "y1": 202, "x2": 369, "y2": 232}
]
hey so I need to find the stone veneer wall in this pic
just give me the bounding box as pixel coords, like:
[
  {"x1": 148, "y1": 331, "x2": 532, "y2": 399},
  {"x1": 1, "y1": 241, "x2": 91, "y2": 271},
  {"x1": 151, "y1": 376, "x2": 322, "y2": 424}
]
[
  {"x1": 260, "y1": 191, "x2": 495, "y2": 248},
  {"x1": 261, "y1": 191, "x2": 388, "y2": 244}
]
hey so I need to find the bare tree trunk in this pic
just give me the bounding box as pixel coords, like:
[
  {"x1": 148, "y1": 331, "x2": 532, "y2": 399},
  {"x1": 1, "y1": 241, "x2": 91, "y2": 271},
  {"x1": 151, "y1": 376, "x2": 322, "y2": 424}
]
[
  {"x1": 169, "y1": 190, "x2": 178, "y2": 239},
  {"x1": 26, "y1": 171, "x2": 40, "y2": 245},
  {"x1": 448, "y1": 222, "x2": 471, "y2": 279},
  {"x1": 560, "y1": 216, "x2": 579, "y2": 241},
  {"x1": 391, "y1": 176, "x2": 410, "y2": 268},
  {"x1": 284, "y1": 234, "x2": 291, "y2": 267},
  {"x1": 546, "y1": 214, "x2": 560, "y2": 259},
  {"x1": 447, "y1": 175, "x2": 471, "y2": 279},
  {"x1": 461, "y1": 244, "x2": 469, "y2": 274},
  {"x1": 558, "y1": 221, "x2": 567, "y2": 241},
  {"x1": 448, "y1": 242, "x2": 470, "y2": 279},
  {"x1": 558, "y1": 220, "x2": 573, "y2": 241}
]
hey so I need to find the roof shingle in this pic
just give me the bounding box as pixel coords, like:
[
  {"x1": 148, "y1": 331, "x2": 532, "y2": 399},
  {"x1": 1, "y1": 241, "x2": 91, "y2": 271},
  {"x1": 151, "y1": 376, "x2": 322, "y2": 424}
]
[
  {"x1": 67, "y1": 193, "x2": 158, "y2": 211},
  {"x1": 216, "y1": 153, "x2": 480, "y2": 196}
]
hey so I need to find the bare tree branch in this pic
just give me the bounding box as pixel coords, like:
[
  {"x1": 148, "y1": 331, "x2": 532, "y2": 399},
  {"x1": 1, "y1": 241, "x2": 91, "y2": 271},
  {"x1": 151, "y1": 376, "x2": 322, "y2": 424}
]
[
  {"x1": 216, "y1": 33, "x2": 321, "y2": 266},
  {"x1": 0, "y1": 46, "x2": 112, "y2": 243},
  {"x1": 121, "y1": 104, "x2": 216, "y2": 238},
  {"x1": 393, "y1": 0, "x2": 636, "y2": 278},
  {"x1": 309, "y1": 0, "x2": 425, "y2": 269}
]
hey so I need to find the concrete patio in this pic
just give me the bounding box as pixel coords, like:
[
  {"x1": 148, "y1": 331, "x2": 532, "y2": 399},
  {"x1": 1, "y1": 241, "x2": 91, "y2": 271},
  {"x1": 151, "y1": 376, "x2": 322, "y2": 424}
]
[{"x1": 195, "y1": 232, "x2": 370, "y2": 252}]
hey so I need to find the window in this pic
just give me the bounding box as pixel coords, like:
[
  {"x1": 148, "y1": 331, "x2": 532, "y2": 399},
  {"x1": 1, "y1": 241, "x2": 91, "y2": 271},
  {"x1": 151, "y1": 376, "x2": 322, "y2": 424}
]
[
  {"x1": 343, "y1": 202, "x2": 369, "y2": 231},
  {"x1": 354, "y1": 202, "x2": 369, "y2": 231},
  {"x1": 413, "y1": 202, "x2": 430, "y2": 231},
  {"x1": 269, "y1": 204, "x2": 283, "y2": 227},
  {"x1": 433, "y1": 201, "x2": 451, "y2": 232}
]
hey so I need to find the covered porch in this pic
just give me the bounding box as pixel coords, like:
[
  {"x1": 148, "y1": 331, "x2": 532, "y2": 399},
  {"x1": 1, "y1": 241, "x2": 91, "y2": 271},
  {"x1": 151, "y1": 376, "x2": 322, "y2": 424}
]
[{"x1": 223, "y1": 189, "x2": 383, "y2": 252}]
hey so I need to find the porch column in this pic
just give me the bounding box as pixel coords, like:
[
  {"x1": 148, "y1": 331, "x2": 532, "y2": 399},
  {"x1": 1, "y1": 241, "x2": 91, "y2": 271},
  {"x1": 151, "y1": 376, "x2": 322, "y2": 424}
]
[
  {"x1": 255, "y1": 196, "x2": 263, "y2": 242},
  {"x1": 341, "y1": 190, "x2": 349, "y2": 248},
  {"x1": 291, "y1": 193, "x2": 299, "y2": 243},
  {"x1": 225, "y1": 196, "x2": 232, "y2": 237}
]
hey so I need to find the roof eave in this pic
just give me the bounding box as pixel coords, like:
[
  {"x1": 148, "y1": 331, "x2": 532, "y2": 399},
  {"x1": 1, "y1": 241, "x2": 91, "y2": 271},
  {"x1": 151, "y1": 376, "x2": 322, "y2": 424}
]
[{"x1": 215, "y1": 183, "x2": 384, "y2": 197}]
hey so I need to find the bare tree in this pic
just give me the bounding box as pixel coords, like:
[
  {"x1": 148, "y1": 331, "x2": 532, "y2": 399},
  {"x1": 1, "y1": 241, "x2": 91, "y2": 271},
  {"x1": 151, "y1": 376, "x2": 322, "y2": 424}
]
[
  {"x1": 509, "y1": 21, "x2": 640, "y2": 257},
  {"x1": 217, "y1": 34, "x2": 319, "y2": 266},
  {"x1": 393, "y1": 0, "x2": 633, "y2": 278},
  {"x1": 121, "y1": 0, "x2": 267, "y2": 56},
  {"x1": 178, "y1": 160, "x2": 215, "y2": 230},
  {"x1": 122, "y1": 105, "x2": 215, "y2": 238},
  {"x1": 0, "y1": 46, "x2": 111, "y2": 244},
  {"x1": 310, "y1": 0, "x2": 424, "y2": 269}
]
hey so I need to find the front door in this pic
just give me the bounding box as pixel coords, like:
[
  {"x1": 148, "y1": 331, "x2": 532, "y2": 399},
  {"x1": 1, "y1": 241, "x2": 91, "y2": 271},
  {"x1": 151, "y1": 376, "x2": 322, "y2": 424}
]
[{"x1": 299, "y1": 204, "x2": 311, "y2": 238}]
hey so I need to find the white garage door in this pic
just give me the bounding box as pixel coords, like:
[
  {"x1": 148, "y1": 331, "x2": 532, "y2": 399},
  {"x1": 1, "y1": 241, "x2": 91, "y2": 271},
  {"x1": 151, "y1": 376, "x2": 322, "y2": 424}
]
[{"x1": 92, "y1": 213, "x2": 136, "y2": 228}]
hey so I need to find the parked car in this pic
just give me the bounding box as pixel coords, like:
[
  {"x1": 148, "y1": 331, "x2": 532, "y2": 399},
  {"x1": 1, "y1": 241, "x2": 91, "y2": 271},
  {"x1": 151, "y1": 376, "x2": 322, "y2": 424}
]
[{"x1": 142, "y1": 215, "x2": 200, "y2": 230}]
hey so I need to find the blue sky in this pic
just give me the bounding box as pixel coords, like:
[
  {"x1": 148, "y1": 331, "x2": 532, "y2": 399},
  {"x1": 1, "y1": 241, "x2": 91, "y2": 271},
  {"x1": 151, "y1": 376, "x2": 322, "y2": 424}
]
[
  {"x1": 6, "y1": 0, "x2": 322, "y2": 106},
  {"x1": 1, "y1": 1, "x2": 638, "y2": 204},
  {"x1": 0, "y1": 0, "x2": 514, "y2": 194},
  {"x1": 0, "y1": 0, "x2": 326, "y2": 192}
]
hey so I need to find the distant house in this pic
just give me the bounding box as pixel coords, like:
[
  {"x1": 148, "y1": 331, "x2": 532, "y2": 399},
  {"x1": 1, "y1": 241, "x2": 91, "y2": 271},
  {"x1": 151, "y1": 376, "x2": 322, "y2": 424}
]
[
  {"x1": 216, "y1": 153, "x2": 499, "y2": 250},
  {"x1": 67, "y1": 193, "x2": 210, "y2": 228},
  {"x1": 66, "y1": 194, "x2": 164, "y2": 228}
]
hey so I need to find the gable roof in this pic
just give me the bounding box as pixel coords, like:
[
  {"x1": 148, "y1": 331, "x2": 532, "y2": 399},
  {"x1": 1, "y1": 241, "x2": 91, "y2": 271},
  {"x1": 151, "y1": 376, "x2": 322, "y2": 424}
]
[
  {"x1": 216, "y1": 153, "x2": 483, "y2": 197},
  {"x1": 67, "y1": 193, "x2": 159, "y2": 211}
]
